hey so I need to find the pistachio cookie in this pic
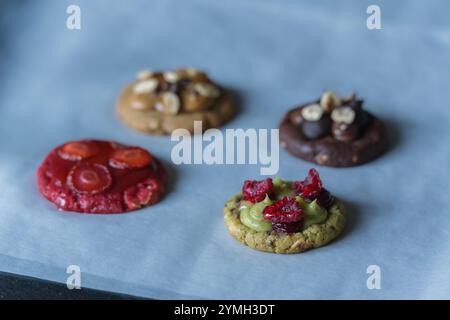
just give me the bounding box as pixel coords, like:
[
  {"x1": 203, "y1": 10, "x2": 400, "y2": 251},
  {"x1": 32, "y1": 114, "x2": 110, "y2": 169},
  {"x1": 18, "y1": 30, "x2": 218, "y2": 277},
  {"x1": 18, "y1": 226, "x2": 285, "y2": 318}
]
[
  {"x1": 223, "y1": 169, "x2": 346, "y2": 254},
  {"x1": 117, "y1": 68, "x2": 234, "y2": 134},
  {"x1": 37, "y1": 140, "x2": 167, "y2": 213},
  {"x1": 279, "y1": 91, "x2": 388, "y2": 167}
]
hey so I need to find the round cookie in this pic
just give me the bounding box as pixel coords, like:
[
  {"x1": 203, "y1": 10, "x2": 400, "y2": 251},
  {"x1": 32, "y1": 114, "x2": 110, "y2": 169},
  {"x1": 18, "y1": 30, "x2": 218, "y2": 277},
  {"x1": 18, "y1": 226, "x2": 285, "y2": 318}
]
[
  {"x1": 279, "y1": 91, "x2": 388, "y2": 167},
  {"x1": 224, "y1": 194, "x2": 346, "y2": 254},
  {"x1": 223, "y1": 169, "x2": 346, "y2": 254},
  {"x1": 117, "y1": 68, "x2": 234, "y2": 135},
  {"x1": 37, "y1": 140, "x2": 167, "y2": 214}
]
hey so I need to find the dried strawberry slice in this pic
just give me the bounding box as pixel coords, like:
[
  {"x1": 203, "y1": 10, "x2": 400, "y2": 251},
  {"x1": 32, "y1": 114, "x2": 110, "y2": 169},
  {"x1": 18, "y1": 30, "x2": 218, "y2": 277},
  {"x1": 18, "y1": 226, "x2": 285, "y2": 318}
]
[
  {"x1": 67, "y1": 163, "x2": 112, "y2": 195},
  {"x1": 242, "y1": 178, "x2": 273, "y2": 203},
  {"x1": 294, "y1": 168, "x2": 323, "y2": 199},
  {"x1": 263, "y1": 197, "x2": 304, "y2": 224},
  {"x1": 58, "y1": 141, "x2": 98, "y2": 161},
  {"x1": 124, "y1": 178, "x2": 162, "y2": 210},
  {"x1": 109, "y1": 147, "x2": 153, "y2": 169}
]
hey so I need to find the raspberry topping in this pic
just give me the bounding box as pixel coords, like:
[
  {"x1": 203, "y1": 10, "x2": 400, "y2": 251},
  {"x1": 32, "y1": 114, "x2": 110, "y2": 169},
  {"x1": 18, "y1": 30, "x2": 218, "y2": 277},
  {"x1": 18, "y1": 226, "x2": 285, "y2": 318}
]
[
  {"x1": 67, "y1": 163, "x2": 112, "y2": 195},
  {"x1": 242, "y1": 178, "x2": 273, "y2": 203},
  {"x1": 58, "y1": 141, "x2": 99, "y2": 161},
  {"x1": 294, "y1": 168, "x2": 323, "y2": 199},
  {"x1": 262, "y1": 197, "x2": 304, "y2": 224},
  {"x1": 109, "y1": 147, "x2": 153, "y2": 169}
]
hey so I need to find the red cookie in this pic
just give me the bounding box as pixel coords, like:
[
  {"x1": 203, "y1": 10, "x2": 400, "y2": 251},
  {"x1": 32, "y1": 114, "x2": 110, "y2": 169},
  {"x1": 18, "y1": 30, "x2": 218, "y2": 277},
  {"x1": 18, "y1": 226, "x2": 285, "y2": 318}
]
[{"x1": 37, "y1": 140, "x2": 167, "y2": 214}]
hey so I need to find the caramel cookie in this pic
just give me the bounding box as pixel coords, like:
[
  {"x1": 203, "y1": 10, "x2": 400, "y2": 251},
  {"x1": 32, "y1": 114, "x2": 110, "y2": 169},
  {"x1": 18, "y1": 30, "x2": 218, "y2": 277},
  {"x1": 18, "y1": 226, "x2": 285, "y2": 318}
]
[
  {"x1": 117, "y1": 68, "x2": 234, "y2": 135},
  {"x1": 279, "y1": 91, "x2": 388, "y2": 167}
]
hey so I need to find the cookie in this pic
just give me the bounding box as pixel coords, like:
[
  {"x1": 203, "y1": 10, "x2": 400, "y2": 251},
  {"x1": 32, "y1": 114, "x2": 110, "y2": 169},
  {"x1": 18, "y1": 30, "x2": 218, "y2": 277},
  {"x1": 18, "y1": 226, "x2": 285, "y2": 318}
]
[
  {"x1": 223, "y1": 169, "x2": 346, "y2": 254},
  {"x1": 279, "y1": 91, "x2": 388, "y2": 167},
  {"x1": 37, "y1": 140, "x2": 167, "y2": 214},
  {"x1": 117, "y1": 68, "x2": 234, "y2": 135}
]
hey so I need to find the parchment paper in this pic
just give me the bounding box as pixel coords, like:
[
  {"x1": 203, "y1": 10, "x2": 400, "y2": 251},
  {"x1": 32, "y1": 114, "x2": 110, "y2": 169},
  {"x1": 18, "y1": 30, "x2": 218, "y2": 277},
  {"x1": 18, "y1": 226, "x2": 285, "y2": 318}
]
[{"x1": 0, "y1": 0, "x2": 449, "y2": 299}]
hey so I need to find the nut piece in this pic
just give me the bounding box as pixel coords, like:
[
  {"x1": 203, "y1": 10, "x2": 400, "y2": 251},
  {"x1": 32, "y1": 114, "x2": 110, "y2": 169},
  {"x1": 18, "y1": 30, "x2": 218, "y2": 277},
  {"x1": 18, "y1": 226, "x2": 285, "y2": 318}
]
[
  {"x1": 163, "y1": 71, "x2": 180, "y2": 83},
  {"x1": 320, "y1": 91, "x2": 341, "y2": 112},
  {"x1": 136, "y1": 70, "x2": 154, "y2": 80},
  {"x1": 193, "y1": 83, "x2": 220, "y2": 98},
  {"x1": 133, "y1": 79, "x2": 159, "y2": 94},
  {"x1": 331, "y1": 106, "x2": 356, "y2": 124},
  {"x1": 343, "y1": 92, "x2": 357, "y2": 104},
  {"x1": 155, "y1": 92, "x2": 180, "y2": 115},
  {"x1": 185, "y1": 67, "x2": 200, "y2": 77},
  {"x1": 301, "y1": 104, "x2": 323, "y2": 122}
]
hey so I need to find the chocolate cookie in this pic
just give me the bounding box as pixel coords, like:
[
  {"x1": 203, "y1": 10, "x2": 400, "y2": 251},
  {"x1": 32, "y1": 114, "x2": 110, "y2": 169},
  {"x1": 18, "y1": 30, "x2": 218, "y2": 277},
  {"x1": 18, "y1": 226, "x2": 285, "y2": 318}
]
[
  {"x1": 117, "y1": 68, "x2": 234, "y2": 135},
  {"x1": 279, "y1": 91, "x2": 388, "y2": 167},
  {"x1": 223, "y1": 169, "x2": 346, "y2": 254},
  {"x1": 37, "y1": 140, "x2": 167, "y2": 214}
]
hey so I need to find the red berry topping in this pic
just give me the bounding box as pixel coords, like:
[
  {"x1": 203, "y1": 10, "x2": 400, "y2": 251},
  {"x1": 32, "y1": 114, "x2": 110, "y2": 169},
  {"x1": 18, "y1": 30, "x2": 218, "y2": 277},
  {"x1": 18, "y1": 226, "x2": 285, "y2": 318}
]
[
  {"x1": 58, "y1": 141, "x2": 99, "y2": 161},
  {"x1": 272, "y1": 220, "x2": 304, "y2": 233},
  {"x1": 263, "y1": 197, "x2": 304, "y2": 224},
  {"x1": 294, "y1": 168, "x2": 323, "y2": 199},
  {"x1": 67, "y1": 163, "x2": 112, "y2": 195},
  {"x1": 242, "y1": 178, "x2": 273, "y2": 203},
  {"x1": 315, "y1": 188, "x2": 334, "y2": 208},
  {"x1": 109, "y1": 147, "x2": 153, "y2": 169}
]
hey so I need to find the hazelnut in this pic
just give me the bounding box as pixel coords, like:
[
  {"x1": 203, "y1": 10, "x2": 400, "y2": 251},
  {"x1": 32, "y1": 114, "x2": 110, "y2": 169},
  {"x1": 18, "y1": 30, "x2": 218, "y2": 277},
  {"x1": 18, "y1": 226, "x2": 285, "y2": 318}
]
[
  {"x1": 301, "y1": 104, "x2": 323, "y2": 121},
  {"x1": 331, "y1": 106, "x2": 356, "y2": 124},
  {"x1": 133, "y1": 79, "x2": 159, "y2": 94},
  {"x1": 343, "y1": 92, "x2": 357, "y2": 104},
  {"x1": 155, "y1": 92, "x2": 180, "y2": 115},
  {"x1": 136, "y1": 70, "x2": 154, "y2": 80},
  {"x1": 193, "y1": 83, "x2": 220, "y2": 98},
  {"x1": 320, "y1": 91, "x2": 341, "y2": 112},
  {"x1": 185, "y1": 67, "x2": 201, "y2": 77},
  {"x1": 163, "y1": 71, "x2": 180, "y2": 83}
]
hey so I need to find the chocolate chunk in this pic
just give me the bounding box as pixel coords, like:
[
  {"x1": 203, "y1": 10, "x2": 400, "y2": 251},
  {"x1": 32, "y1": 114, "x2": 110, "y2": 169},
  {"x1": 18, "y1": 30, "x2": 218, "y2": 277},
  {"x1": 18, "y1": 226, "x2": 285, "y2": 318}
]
[{"x1": 302, "y1": 114, "x2": 332, "y2": 140}]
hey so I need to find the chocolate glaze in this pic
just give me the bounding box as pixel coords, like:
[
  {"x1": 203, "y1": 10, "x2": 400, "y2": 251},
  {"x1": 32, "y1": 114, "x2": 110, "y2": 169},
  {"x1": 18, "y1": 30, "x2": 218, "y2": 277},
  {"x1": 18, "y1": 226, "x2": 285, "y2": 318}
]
[{"x1": 279, "y1": 103, "x2": 388, "y2": 167}]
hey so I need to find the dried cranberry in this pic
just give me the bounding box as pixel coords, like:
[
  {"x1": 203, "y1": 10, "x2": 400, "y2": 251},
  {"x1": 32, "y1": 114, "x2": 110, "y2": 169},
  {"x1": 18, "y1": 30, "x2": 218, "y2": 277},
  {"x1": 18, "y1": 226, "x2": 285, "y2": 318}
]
[
  {"x1": 262, "y1": 197, "x2": 303, "y2": 224},
  {"x1": 294, "y1": 168, "x2": 323, "y2": 199},
  {"x1": 272, "y1": 220, "x2": 304, "y2": 233},
  {"x1": 242, "y1": 178, "x2": 273, "y2": 203},
  {"x1": 315, "y1": 188, "x2": 334, "y2": 208}
]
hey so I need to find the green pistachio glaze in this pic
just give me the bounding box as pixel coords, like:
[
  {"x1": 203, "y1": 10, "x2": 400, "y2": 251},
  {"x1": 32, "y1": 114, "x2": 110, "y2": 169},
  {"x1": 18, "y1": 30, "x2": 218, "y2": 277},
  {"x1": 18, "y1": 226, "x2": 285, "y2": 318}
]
[
  {"x1": 239, "y1": 179, "x2": 330, "y2": 232},
  {"x1": 273, "y1": 177, "x2": 295, "y2": 199},
  {"x1": 239, "y1": 195, "x2": 273, "y2": 232},
  {"x1": 295, "y1": 196, "x2": 328, "y2": 228}
]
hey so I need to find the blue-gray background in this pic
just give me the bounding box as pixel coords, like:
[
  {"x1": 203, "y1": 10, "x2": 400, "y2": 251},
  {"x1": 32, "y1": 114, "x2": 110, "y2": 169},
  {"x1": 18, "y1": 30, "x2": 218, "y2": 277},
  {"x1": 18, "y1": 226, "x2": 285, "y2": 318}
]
[{"x1": 0, "y1": 0, "x2": 449, "y2": 299}]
